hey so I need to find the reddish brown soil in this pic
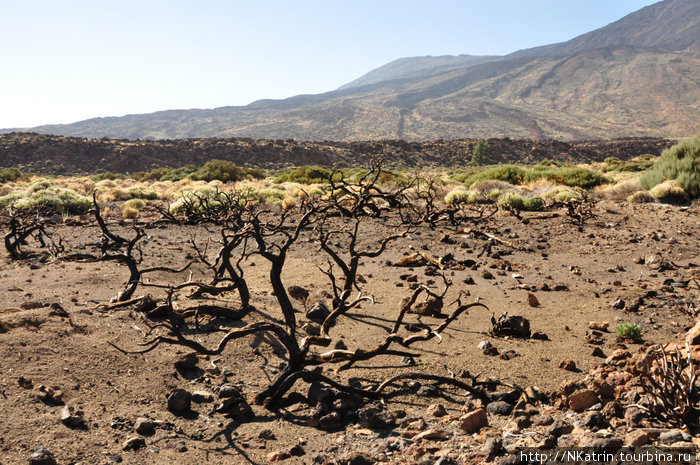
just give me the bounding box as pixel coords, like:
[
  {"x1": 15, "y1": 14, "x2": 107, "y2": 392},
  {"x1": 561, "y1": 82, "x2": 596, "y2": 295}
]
[{"x1": 1, "y1": 200, "x2": 698, "y2": 464}]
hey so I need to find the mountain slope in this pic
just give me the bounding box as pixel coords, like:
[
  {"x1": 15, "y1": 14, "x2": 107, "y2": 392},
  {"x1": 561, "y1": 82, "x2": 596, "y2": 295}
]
[
  {"x1": 7, "y1": 0, "x2": 700, "y2": 141},
  {"x1": 338, "y1": 55, "x2": 497, "y2": 90}
]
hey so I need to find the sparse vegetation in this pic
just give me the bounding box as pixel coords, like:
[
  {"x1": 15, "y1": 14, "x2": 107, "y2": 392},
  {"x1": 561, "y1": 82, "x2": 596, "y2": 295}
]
[{"x1": 616, "y1": 323, "x2": 643, "y2": 341}]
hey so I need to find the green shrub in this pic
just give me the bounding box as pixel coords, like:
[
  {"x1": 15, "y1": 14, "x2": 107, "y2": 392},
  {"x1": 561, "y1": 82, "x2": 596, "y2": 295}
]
[
  {"x1": 91, "y1": 170, "x2": 125, "y2": 182},
  {"x1": 122, "y1": 198, "x2": 146, "y2": 210},
  {"x1": 464, "y1": 165, "x2": 529, "y2": 186},
  {"x1": 496, "y1": 193, "x2": 524, "y2": 210},
  {"x1": 464, "y1": 165, "x2": 606, "y2": 190},
  {"x1": 444, "y1": 188, "x2": 479, "y2": 205},
  {"x1": 112, "y1": 186, "x2": 160, "y2": 200},
  {"x1": 554, "y1": 167, "x2": 608, "y2": 189},
  {"x1": 641, "y1": 135, "x2": 700, "y2": 198},
  {"x1": 274, "y1": 166, "x2": 333, "y2": 184},
  {"x1": 522, "y1": 196, "x2": 545, "y2": 211},
  {"x1": 8, "y1": 187, "x2": 91, "y2": 214},
  {"x1": 616, "y1": 323, "x2": 642, "y2": 341},
  {"x1": 0, "y1": 167, "x2": 24, "y2": 183},
  {"x1": 542, "y1": 187, "x2": 583, "y2": 203},
  {"x1": 191, "y1": 160, "x2": 246, "y2": 183}
]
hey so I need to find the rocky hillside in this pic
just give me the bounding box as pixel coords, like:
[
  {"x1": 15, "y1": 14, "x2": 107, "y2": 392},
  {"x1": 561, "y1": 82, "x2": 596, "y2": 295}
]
[{"x1": 0, "y1": 133, "x2": 674, "y2": 175}]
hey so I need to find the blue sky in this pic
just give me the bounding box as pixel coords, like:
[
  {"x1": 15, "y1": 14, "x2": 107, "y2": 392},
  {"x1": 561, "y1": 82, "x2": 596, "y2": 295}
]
[{"x1": 0, "y1": 0, "x2": 657, "y2": 128}]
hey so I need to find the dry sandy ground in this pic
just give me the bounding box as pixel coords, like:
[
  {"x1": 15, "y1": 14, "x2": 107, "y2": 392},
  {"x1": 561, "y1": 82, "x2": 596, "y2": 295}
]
[{"x1": 0, "y1": 201, "x2": 698, "y2": 464}]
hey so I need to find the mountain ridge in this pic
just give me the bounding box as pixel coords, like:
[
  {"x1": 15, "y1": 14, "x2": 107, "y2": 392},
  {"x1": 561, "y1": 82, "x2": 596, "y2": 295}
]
[{"x1": 4, "y1": 0, "x2": 699, "y2": 141}]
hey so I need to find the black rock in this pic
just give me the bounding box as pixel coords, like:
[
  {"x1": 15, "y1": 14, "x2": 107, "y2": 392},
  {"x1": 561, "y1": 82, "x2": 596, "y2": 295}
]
[
  {"x1": 166, "y1": 389, "x2": 191, "y2": 414},
  {"x1": 306, "y1": 302, "x2": 330, "y2": 322},
  {"x1": 486, "y1": 401, "x2": 513, "y2": 416}
]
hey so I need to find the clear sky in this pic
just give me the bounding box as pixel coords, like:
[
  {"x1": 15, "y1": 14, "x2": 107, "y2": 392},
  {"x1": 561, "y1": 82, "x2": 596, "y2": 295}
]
[{"x1": 0, "y1": 0, "x2": 658, "y2": 128}]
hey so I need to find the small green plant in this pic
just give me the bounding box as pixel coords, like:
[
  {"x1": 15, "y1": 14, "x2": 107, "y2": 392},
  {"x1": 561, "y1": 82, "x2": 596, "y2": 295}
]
[{"x1": 616, "y1": 323, "x2": 643, "y2": 341}]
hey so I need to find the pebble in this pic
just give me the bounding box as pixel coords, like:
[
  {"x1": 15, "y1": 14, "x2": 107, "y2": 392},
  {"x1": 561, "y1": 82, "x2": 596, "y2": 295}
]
[{"x1": 28, "y1": 446, "x2": 57, "y2": 465}]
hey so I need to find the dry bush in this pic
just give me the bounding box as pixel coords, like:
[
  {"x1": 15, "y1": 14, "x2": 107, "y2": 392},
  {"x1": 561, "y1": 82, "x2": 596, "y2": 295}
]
[
  {"x1": 639, "y1": 344, "x2": 699, "y2": 430},
  {"x1": 593, "y1": 178, "x2": 643, "y2": 201}
]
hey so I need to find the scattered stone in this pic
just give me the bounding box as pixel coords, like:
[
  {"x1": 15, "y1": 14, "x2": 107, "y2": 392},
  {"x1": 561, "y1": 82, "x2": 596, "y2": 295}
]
[
  {"x1": 463, "y1": 276, "x2": 475, "y2": 285},
  {"x1": 417, "y1": 385, "x2": 439, "y2": 397},
  {"x1": 337, "y1": 451, "x2": 374, "y2": 465},
  {"x1": 482, "y1": 437, "x2": 503, "y2": 460},
  {"x1": 308, "y1": 382, "x2": 335, "y2": 405},
  {"x1": 568, "y1": 389, "x2": 599, "y2": 412},
  {"x1": 123, "y1": 436, "x2": 146, "y2": 451},
  {"x1": 37, "y1": 385, "x2": 64, "y2": 405},
  {"x1": 357, "y1": 403, "x2": 402, "y2": 430},
  {"x1": 134, "y1": 294, "x2": 157, "y2": 313},
  {"x1": 413, "y1": 429, "x2": 449, "y2": 441},
  {"x1": 287, "y1": 285, "x2": 309, "y2": 303},
  {"x1": 267, "y1": 450, "x2": 291, "y2": 462},
  {"x1": 559, "y1": 358, "x2": 577, "y2": 371},
  {"x1": 459, "y1": 408, "x2": 488, "y2": 433},
  {"x1": 580, "y1": 437, "x2": 623, "y2": 453},
  {"x1": 499, "y1": 349, "x2": 518, "y2": 360},
  {"x1": 525, "y1": 386, "x2": 545, "y2": 402},
  {"x1": 531, "y1": 331, "x2": 549, "y2": 340},
  {"x1": 258, "y1": 429, "x2": 276, "y2": 440},
  {"x1": 20, "y1": 301, "x2": 44, "y2": 310},
  {"x1": 169, "y1": 440, "x2": 187, "y2": 452},
  {"x1": 192, "y1": 390, "x2": 214, "y2": 403},
  {"x1": 134, "y1": 417, "x2": 155, "y2": 435},
  {"x1": 174, "y1": 352, "x2": 198, "y2": 371},
  {"x1": 686, "y1": 320, "x2": 700, "y2": 346},
  {"x1": 18, "y1": 376, "x2": 33, "y2": 389},
  {"x1": 490, "y1": 313, "x2": 531, "y2": 338},
  {"x1": 28, "y1": 446, "x2": 56, "y2": 465},
  {"x1": 487, "y1": 401, "x2": 513, "y2": 416},
  {"x1": 588, "y1": 321, "x2": 609, "y2": 331},
  {"x1": 166, "y1": 389, "x2": 191, "y2": 414},
  {"x1": 426, "y1": 403, "x2": 448, "y2": 418},
  {"x1": 625, "y1": 430, "x2": 651, "y2": 447},
  {"x1": 610, "y1": 298, "x2": 626, "y2": 310},
  {"x1": 318, "y1": 411, "x2": 343, "y2": 431},
  {"x1": 605, "y1": 349, "x2": 631, "y2": 365},
  {"x1": 302, "y1": 322, "x2": 321, "y2": 335},
  {"x1": 625, "y1": 406, "x2": 646, "y2": 426},
  {"x1": 413, "y1": 297, "x2": 443, "y2": 316},
  {"x1": 306, "y1": 302, "x2": 330, "y2": 322},
  {"x1": 526, "y1": 293, "x2": 540, "y2": 307},
  {"x1": 482, "y1": 270, "x2": 494, "y2": 280},
  {"x1": 60, "y1": 405, "x2": 87, "y2": 429},
  {"x1": 218, "y1": 384, "x2": 242, "y2": 398},
  {"x1": 585, "y1": 330, "x2": 604, "y2": 345},
  {"x1": 478, "y1": 340, "x2": 499, "y2": 356},
  {"x1": 581, "y1": 412, "x2": 608, "y2": 429},
  {"x1": 547, "y1": 419, "x2": 574, "y2": 436},
  {"x1": 659, "y1": 430, "x2": 686, "y2": 444},
  {"x1": 591, "y1": 347, "x2": 606, "y2": 357}
]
